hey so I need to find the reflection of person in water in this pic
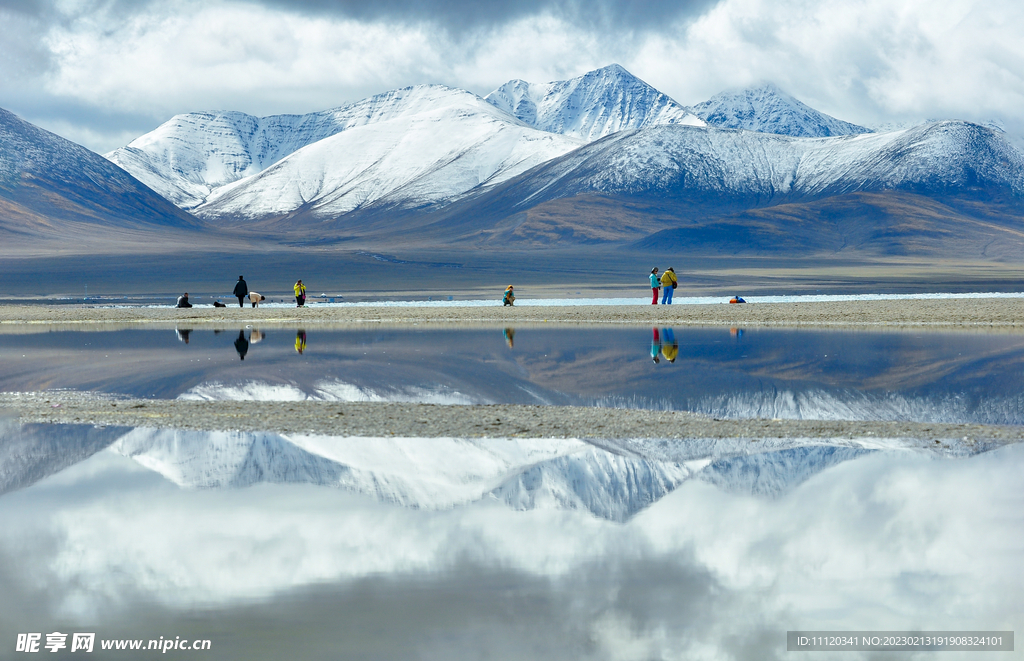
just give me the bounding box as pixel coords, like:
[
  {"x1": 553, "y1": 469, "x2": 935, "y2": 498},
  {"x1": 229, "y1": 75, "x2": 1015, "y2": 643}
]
[
  {"x1": 651, "y1": 328, "x2": 661, "y2": 363},
  {"x1": 660, "y1": 327, "x2": 678, "y2": 363},
  {"x1": 175, "y1": 328, "x2": 192, "y2": 344},
  {"x1": 234, "y1": 330, "x2": 249, "y2": 360},
  {"x1": 295, "y1": 329, "x2": 307, "y2": 354},
  {"x1": 503, "y1": 327, "x2": 515, "y2": 348}
]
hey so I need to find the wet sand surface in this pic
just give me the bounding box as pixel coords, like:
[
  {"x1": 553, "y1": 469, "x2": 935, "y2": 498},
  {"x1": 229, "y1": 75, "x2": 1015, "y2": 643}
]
[
  {"x1": 1, "y1": 391, "x2": 1021, "y2": 448},
  {"x1": 2, "y1": 297, "x2": 1024, "y2": 329}
]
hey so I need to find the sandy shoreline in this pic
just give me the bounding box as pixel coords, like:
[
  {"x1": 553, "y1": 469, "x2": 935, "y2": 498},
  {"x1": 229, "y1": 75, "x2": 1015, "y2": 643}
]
[
  {"x1": 2, "y1": 391, "x2": 1021, "y2": 449},
  {"x1": 2, "y1": 297, "x2": 1024, "y2": 329}
]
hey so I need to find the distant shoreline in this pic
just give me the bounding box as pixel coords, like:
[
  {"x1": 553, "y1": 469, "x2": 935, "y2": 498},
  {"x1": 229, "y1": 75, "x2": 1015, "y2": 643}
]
[{"x1": 2, "y1": 297, "x2": 1024, "y2": 330}]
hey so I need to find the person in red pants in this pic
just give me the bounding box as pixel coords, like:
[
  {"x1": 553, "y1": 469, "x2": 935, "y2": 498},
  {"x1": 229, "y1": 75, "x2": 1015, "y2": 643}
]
[{"x1": 649, "y1": 268, "x2": 660, "y2": 305}]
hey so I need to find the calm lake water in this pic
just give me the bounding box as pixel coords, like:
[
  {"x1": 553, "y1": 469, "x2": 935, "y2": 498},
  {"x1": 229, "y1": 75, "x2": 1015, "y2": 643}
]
[
  {"x1": 3, "y1": 325, "x2": 1024, "y2": 423},
  {"x1": 1, "y1": 326, "x2": 1022, "y2": 659}
]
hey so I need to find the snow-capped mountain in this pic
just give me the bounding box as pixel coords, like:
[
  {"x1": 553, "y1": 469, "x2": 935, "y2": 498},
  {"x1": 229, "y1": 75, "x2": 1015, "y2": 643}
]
[
  {"x1": 193, "y1": 86, "x2": 581, "y2": 223},
  {"x1": 98, "y1": 65, "x2": 1021, "y2": 247},
  {"x1": 485, "y1": 63, "x2": 705, "y2": 141},
  {"x1": 0, "y1": 106, "x2": 203, "y2": 237},
  {"x1": 103, "y1": 65, "x2": 707, "y2": 223},
  {"x1": 454, "y1": 120, "x2": 1024, "y2": 217},
  {"x1": 693, "y1": 83, "x2": 870, "y2": 137},
  {"x1": 106, "y1": 85, "x2": 580, "y2": 214}
]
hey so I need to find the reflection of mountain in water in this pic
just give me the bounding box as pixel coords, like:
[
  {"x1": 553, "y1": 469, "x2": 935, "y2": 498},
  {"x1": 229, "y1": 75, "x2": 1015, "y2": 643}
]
[
  {"x1": 177, "y1": 379, "x2": 483, "y2": 405},
  {"x1": 683, "y1": 388, "x2": 1024, "y2": 426},
  {"x1": 698, "y1": 446, "x2": 873, "y2": 498},
  {"x1": 106, "y1": 429, "x2": 914, "y2": 520},
  {"x1": 1, "y1": 422, "x2": 1002, "y2": 516},
  {"x1": 111, "y1": 429, "x2": 707, "y2": 521},
  {"x1": 0, "y1": 419, "x2": 129, "y2": 494}
]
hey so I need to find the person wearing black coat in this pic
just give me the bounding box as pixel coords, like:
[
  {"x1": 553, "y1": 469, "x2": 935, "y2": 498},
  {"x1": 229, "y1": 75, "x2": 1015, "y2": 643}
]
[
  {"x1": 234, "y1": 330, "x2": 249, "y2": 360},
  {"x1": 233, "y1": 276, "x2": 248, "y2": 308}
]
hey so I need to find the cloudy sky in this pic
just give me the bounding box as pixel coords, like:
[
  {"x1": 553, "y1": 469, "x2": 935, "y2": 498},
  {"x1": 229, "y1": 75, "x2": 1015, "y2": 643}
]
[{"x1": 2, "y1": 0, "x2": 1023, "y2": 153}]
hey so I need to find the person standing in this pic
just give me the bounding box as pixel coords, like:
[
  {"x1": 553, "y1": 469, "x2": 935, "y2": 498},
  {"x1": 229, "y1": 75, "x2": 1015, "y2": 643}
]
[
  {"x1": 651, "y1": 327, "x2": 661, "y2": 363},
  {"x1": 660, "y1": 327, "x2": 678, "y2": 363},
  {"x1": 660, "y1": 268, "x2": 677, "y2": 305},
  {"x1": 234, "y1": 330, "x2": 249, "y2": 360},
  {"x1": 294, "y1": 279, "x2": 306, "y2": 307},
  {"x1": 649, "y1": 268, "x2": 660, "y2": 305},
  {"x1": 233, "y1": 276, "x2": 248, "y2": 308}
]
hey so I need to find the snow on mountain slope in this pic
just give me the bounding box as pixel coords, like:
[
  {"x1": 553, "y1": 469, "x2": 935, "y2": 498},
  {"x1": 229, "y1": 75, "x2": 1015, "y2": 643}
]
[
  {"x1": 693, "y1": 83, "x2": 870, "y2": 137},
  {"x1": 485, "y1": 63, "x2": 704, "y2": 141},
  {"x1": 475, "y1": 120, "x2": 1024, "y2": 212},
  {"x1": 110, "y1": 429, "x2": 698, "y2": 518},
  {"x1": 106, "y1": 85, "x2": 568, "y2": 211},
  {"x1": 191, "y1": 85, "x2": 582, "y2": 222}
]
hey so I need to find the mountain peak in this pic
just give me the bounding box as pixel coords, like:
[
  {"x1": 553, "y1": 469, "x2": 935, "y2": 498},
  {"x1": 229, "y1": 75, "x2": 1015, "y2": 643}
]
[
  {"x1": 485, "y1": 64, "x2": 704, "y2": 142},
  {"x1": 693, "y1": 83, "x2": 870, "y2": 138}
]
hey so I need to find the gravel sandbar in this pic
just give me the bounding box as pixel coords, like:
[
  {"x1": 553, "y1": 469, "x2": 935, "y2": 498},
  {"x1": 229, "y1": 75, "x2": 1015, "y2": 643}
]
[
  {"x1": 2, "y1": 392, "x2": 1020, "y2": 449},
  {"x1": 2, "y1": 298, "x2": 1024, "y2": 330}
]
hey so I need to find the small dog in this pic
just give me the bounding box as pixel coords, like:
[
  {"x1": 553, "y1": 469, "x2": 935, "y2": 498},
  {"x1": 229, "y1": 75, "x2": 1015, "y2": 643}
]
[
  {"x1": 213, "y1": 301, "x2": 226, "y2": 308},
  {"x1": 249, "y1": 292, "x2": 266, "y2": 308}
]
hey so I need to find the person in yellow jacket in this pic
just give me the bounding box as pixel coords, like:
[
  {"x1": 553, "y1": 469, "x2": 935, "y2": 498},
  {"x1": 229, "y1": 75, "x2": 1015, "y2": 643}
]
[
  {"x1": 294, "y1": 279, "x2": 306, "y2": 307},
  {"x1": 659, "y1": 268, "x2": 677, "y2": 304},
  {"x1": 660, "y1": 327, "x2": 678, "y2": 362}
]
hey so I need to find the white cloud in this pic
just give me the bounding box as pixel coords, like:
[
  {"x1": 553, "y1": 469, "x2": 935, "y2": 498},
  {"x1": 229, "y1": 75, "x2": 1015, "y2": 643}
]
[
  {"x1": 5, "y1": 0, "x2": 1024, "y2": 151},
  {"x1": 635, "y1": 0, "x2": 1024, "y2": 129},
  {"x1": 42, "y1": 2, "x2": 443, "y2": 118}
]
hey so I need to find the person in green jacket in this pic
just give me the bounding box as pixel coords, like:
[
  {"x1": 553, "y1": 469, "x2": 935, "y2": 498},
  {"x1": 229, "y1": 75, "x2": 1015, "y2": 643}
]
[{"x1": 649, "y1": 268, "x2": 660, "y2": 305}]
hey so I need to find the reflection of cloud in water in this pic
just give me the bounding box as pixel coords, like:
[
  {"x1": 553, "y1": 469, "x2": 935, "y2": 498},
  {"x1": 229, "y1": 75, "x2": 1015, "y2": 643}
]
[
  {"x1": 177, "y1": 378, "x2": 483, "y2": 405},
  {"x1": 0, "y1": 444, "x2": 1021, "y2": 659}
]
